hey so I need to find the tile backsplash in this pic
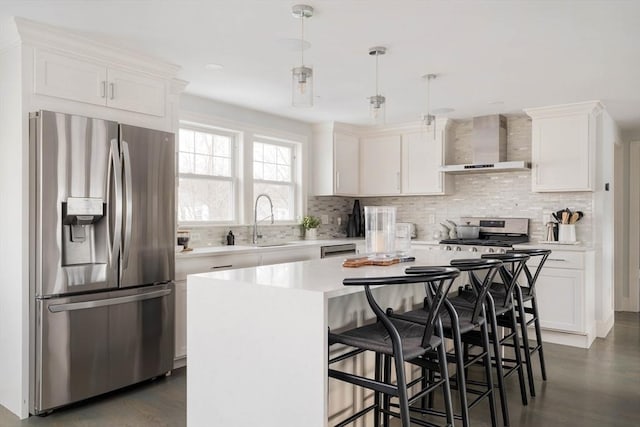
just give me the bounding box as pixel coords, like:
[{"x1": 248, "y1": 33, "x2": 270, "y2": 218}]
[{"x1": 184, "y1": 115, "x2": 593, "y2": 247}]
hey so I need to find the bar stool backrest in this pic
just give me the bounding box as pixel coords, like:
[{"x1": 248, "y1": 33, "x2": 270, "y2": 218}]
[
  {"x1": 480, "y1": 253, "x2": 530, "y2": 309},
  {"x1": 342, "y1": 267, "x2": 460, "y2": 354},
  {"x1": 448, "y1": 258, "x2": 503, "y2": 323},
  {"x1": 507, "y1": 249, "x2": 552, "y2": 295}
]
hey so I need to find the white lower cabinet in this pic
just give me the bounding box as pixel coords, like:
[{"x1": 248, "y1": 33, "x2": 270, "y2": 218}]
[
  {"x1": 523, "y1": 248, "x2": 595, "y2": 348},
  {"x1": 174, "y1": 280, "x2": 188, "y2": 359}
]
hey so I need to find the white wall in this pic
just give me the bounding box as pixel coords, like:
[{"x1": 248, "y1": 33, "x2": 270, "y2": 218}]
[
  {"x1": 625, "y1": 141, "x2": 640, "y2": 312},
  {"x1": 0, "y1": 39, "x2": 29, "y2": 417}
]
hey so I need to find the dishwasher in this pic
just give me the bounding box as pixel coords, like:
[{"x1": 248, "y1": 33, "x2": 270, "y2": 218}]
[{"x1": 320, "y1": 243, "x2": 357, "y2": 258}]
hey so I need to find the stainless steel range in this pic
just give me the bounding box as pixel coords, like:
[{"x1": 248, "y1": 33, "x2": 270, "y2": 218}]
[{"x1": 440, "y1": 217, "x2": 529, "y2": 253}]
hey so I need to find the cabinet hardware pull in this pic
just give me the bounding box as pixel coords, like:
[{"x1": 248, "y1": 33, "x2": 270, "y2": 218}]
[
  {"x1": 336, "y1": 172, "x2": 340, "y2": 190},
  {"x1": 109, "y1": 82, "x2": 115, "y2": 100},
  {"x1": 211, "y1": 265, "x2": 233, "y2": 270},
  {"x1": 101, "y1": 81, "x2": 107, "y2": 98},
  {"x1": 548, "y1": 258, "x2": 566, "y2": 262},
  {"x1": 396, "y1": 172, "x2": 401, "y2": 190}
]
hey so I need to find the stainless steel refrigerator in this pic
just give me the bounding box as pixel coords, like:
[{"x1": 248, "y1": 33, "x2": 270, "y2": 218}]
[{"x1": 29, "y1": 110, "x2": 175, "y2": 415}]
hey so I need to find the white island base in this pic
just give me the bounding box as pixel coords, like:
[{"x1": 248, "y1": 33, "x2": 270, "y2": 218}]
[{"x1": 186, "y1": 251, "x2": 465, "y2": 427}]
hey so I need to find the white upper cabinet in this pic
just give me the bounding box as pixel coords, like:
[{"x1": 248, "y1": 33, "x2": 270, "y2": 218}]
[
  {"x1": 360, "y1": 134, "x2": 401, "y2": 196},
  {"x1": 526, "y1": 101, "x2": 602, "y2": 192},
  {"x1": 401, "y1": 119, "x2": 453, "y2": 195},
  {"x1": 34, "y1": 49, "x2": 166, "y2": 117},
  {"x1": 311, "y1": 123, "x2": 360, "y2": 196}
]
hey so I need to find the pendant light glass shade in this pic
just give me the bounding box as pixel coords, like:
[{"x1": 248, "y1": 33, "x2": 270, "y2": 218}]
[
  {"x1": 368, "y1": 46, "x2": 386, "y2": 124},
  {"x1": 292, "y1": 65, "x2": 313, "y2": 107},
  {"x1": 291, "y1": 5, "x2": 314, "y2": 108}
]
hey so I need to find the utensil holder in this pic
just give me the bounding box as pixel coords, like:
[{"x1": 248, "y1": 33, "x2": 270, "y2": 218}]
[{"x1": 558, "y1": 224, "x2": 576, "y2": 243}]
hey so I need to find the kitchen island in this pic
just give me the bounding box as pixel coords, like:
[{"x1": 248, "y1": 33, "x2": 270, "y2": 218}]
[{"x1": 186, "y1": 250, "x2": 469, "y2": 427}]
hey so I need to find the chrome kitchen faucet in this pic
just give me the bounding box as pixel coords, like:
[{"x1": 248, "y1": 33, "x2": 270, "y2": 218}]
[{"x1": 253, "y1": 193, "x2": 274, "y2": 244}]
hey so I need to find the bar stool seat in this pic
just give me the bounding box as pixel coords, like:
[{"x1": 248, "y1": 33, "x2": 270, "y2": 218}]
[{"x1": 329, "y1": 318, "x2": 442, "y2": 361}]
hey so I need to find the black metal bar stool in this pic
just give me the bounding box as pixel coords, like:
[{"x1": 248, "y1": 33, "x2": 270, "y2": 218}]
[
  {"x1": 391, "y1": 258, "x2": 503, "y2": 427},
  {"x1": 479, "y1": 252, "x2": 531, "y2": 413},
  {"x1": 505, "y1": 248, "x2": 552, "y2": 391},
  {"x1": 328, "y1": 267, "x2": 460, "y2": 427}
]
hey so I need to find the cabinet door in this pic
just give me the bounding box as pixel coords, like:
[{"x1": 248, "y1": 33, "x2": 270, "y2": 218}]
[
  {"x1": 402, "y1": 130, "x2": 446, "y2": 194},
  {"x1": 174, "y1": 280, "x2": 187, "y2": 359},
  {"x1": 535, "y1": 268, "x2": 584, "y2": 333},
  {"x1": 532, "y1": 114, "x2": 592, "y2": 192},
  {"x1": 34, "y1": 49, "x2": 107, "y2": 106},
  {"x1": 107, "y1": 68, "x2": 166, "y2": 117},
  {"x1": 360, "y1": 135, "x2": 401, "y2": 195},
  {"x1": 334, "y1": 133, "x2": 359, "y2": 195}
]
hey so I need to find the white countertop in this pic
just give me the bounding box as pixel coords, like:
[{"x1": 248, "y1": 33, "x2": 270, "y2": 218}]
[
  {"x1": 176, "y1": 238, "x2": 364, "y2": 258},
  {"x1": 513, "y1": 242, "x2": 593, "y2": 252},
  {"x1": 190, "y1": 249, "x2": 473, "y2": 299}
]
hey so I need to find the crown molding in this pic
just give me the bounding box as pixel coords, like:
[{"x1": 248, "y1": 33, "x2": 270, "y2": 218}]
[
  {"x1": 524, "y1": 100, "x2": 604, "y2": 119},
  {"x1": 13, "y1": 17, "x2": 181, "y2": 79}
]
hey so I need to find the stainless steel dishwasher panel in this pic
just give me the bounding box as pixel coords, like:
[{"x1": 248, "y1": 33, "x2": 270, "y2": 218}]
[
  {"x1": 33, "y1": 284, "x2": 174, "y2": 414},
  {"x1": 320, "y1": 243, "x2": 357, "y2": 258}
]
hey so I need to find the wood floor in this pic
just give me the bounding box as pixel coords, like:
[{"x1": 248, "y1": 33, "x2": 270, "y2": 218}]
[{"x1": 1, "y1": 312, "x2": 638, "y2": 426}]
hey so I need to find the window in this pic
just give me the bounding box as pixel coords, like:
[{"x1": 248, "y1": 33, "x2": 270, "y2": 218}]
[
  {"x1": 253, "y1": 139, "x2": 297, "y2": 221},
  {"x1": 178, "y1": 127, "x2": 236, "y2": 223}
]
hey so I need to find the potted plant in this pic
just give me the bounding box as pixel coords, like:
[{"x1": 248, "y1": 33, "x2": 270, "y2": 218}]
[{"x1": 302, "y1": 215, "x2": 321, "y2": 240}]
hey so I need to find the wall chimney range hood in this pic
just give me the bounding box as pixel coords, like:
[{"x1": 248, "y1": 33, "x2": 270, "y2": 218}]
[{"x1": 440, "y1": 115, "x2": 530, "y2": 173}]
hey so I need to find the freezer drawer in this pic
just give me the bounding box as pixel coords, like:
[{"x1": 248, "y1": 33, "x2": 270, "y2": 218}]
[{"x1": 32, "y1": 283, "x2": 174, "y2": 414}]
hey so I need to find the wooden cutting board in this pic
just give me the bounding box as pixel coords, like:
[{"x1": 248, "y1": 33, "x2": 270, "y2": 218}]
[{"x1": 342, "y1": 256, "x2": 415, "y2": 268}]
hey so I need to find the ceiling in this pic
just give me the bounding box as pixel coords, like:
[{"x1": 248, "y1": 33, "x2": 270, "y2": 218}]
[{"x1": 3, "y1": 0, "x2": 640, "y2": 136}]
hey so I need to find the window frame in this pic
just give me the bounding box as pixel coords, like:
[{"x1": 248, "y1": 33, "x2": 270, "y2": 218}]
[
  {"x1": 176, "y1": 111, "x2": 310, "y2": 229},
  {"x1": 177, "y1": 124, "x2": 240, "y2": 226},
  {"x1": 251, "y1": 136, "x2": 300, "y2": 223}
]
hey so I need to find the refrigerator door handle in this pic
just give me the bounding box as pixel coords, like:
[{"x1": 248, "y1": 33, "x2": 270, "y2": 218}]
[
  {"x1": 107, "y1": 139, "x2": 123, "y2": 267},
  {"x1": 48, "y1": 288, "x2": 172, "y2": 313},
  {"x1": 121, "y1": 140, "x2": 133, "y2": 272}
]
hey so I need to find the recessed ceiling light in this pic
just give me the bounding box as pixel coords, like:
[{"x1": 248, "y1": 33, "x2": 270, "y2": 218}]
[
  {"x1": 488, "y1": 100, "x2": 504, "y2": 105},
  {"x1": 205, "y1": 63, "x2": 224, "y2": 71}
]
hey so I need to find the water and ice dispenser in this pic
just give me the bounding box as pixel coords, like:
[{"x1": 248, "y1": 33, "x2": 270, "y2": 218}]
[{"x1": 61, "y1": 197, "x2": 106, "y2": 266}]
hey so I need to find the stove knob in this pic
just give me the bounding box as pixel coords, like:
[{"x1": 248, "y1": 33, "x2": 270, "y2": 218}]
[
  {"x1": 470, "y1": 247, "x2": 478, "y2": 252},
  {"x1": 455, "y1": 246, "x2": 462, "y2": 251},
  {"x1": 488, "y1": 248, "x2": 495, "y2": 253},
  {"x1": 445, "y1": 246, "x2": 452, "y2": 251},
  {"x1": 498, "y1": 248, "x2": 507, "y2": 254}
]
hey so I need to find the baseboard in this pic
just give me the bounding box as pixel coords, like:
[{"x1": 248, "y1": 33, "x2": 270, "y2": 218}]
[
  {"x1": 529, "y1": 327, "x2": 595, "y2": 349},
  {"x1": 173, "y1": 356, "x2": 187, "y2": 369},
  {"x1": 596, "y1": 313, "x2": 615, "y2": 338}
]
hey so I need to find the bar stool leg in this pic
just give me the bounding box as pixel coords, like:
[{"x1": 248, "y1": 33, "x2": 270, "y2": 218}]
[
  {"x1": 383, "y1": 355, "x2": 391, "y2": 427},
  {"x1": 487, "y1": 297, "x2": 512, "y2": 426},
  {"x1": 451, "y1": 318, "x2": 471, "y2": 427},
  {"x1": 480, "y1": 317, "x2": 498, "y2": 427},
  {"x1": 508, "y1": 305, "x2": 529, "y2": 405},
  {"x1": 437, "y1": 334, "x2": 455, "y2": 427},
  {"x1": 393, "y1": 354, "x2": 411, "y2": 427},
  {"x1": 531, "y1": 297, "x2": 547, "y2": 381},
  {"x1": 374, "y1": 352, "x2": 382, "y2": 426},
  {"x1": 515, "y1": 286, "x2": 536, "y2": 397}
]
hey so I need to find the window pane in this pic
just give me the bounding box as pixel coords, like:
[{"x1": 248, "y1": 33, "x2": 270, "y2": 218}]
[
  {"x1": 253, "y1": 161, "x2": 263, "y2": 179},
  {"x1": 254, "y1": 183, "x2": 293, "y2": 220},
  {"x1": 264, "y1": 162, "x2": 276, "y2": 181},
  {"x1": 194, "y1": 132, "x2": 213, "y2": 155},
  {"x1": 276, "y1": 146, "x2": 291, "y2": 166},
  {"x1": 277, "y1": 164, "x2": 291, "y2": 181},
  {"x1": 194, "y1": 154, "x2": 213, "y2": 175},
  {"x1": 179, "y1": 129, "x2": 194, "y2": 153},
  {"x1": 263, "y1": 143, "x2": 277, "y2": 163},
  {"x1": 254, "y1": 142, "x2": 263, "y2": 162},
  {"x1": 179, "y1": 152, "x2": 194, "y2": 174},
  {"x1": 213, "y1": 156, "x2": 231, "y2": 177},
  {"x1": 214, "y1": 136, "x2": 231, "y2": 157},
  {"x1": 179, "y1": 178, "x2": 233, "y2": 222}
]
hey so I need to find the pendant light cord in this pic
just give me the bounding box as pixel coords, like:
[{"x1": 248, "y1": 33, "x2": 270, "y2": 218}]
[{"x1": 300, "y1": 13, "x2": 305, "y2": 66}]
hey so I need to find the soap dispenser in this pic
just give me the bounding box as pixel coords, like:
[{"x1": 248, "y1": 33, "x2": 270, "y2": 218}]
[{"x1": 226, "y1": 230, "x2": 235, "y2": 246}]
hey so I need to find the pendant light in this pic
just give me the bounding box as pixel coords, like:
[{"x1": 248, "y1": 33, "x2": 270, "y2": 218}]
[
  {"x1": 291, "y1": 4, "x2": 314, "y2": 107},
  {"x1": 422, "y1": 74, "x2": 437, "y2": 129},
  {"x1": 368, "y1": 46, "x2": 386, "y2": 124}
]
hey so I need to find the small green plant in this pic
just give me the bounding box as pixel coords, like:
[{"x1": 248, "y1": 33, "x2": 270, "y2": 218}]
[{"x1": 302, "y1": 215, "x2": 321, "y2": 230}]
